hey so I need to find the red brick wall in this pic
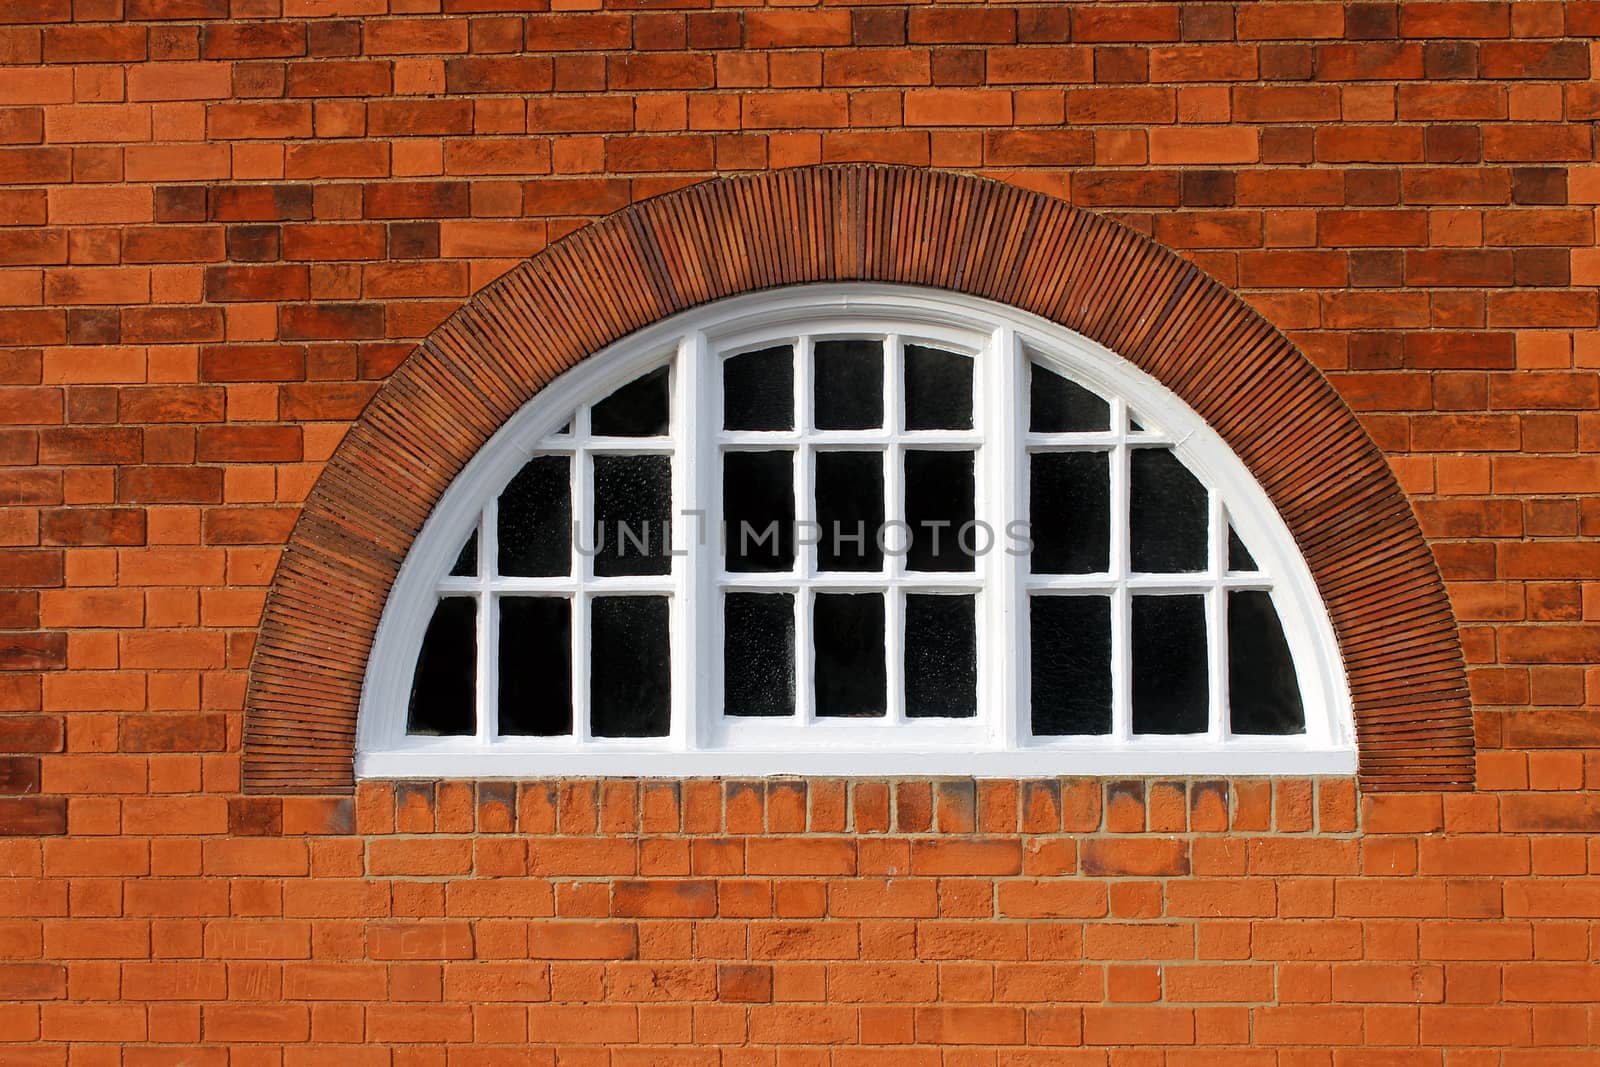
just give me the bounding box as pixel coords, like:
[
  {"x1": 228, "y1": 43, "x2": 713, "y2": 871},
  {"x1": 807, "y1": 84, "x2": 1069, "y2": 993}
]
[{"x1": 3, "y1": 0, "x2": 1599, "y2": 1059}]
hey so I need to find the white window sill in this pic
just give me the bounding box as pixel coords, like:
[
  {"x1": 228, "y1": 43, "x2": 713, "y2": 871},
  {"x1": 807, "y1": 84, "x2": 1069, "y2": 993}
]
[{"x1": 357, "y1": 745, "x2": 1358, "y2": 780}]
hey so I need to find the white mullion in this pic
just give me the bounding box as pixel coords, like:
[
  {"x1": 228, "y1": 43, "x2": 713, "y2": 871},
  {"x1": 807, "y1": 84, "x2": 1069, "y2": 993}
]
[
  {"x1": 574, "y1": 390, "x2": 590, "y2": 438},
  {"x1": 885, "y1": 333, "x2": 904, "y2": 724},
  {"x1": 480, "y1": 578, "x2": 583, "y2": 594},
  {"x1": 1025, "y1": 433, "x2": 1129, "y2": 449},
  {"x1": 991, "y1": 326, "x2": 1019, "y2": 751},
  {"x1": 719, "y1": 572, "x2": 982, "y2": 591},
  {"x1": 573, "y1": 430, "x2": 592, "y2": 743},
  {"x1": 437, "y1": 577, "x2": 487, "y2": 593},
  {"x1": 518, "y1": 576, "x2": 676, "y2": 593},
  {"x1": 684, "y1": 337, "x2": 716, "y2": 748},
  {"x1": 885, "y1": 565, "x2": 905, "y2": 723},
  {"x1": 883, "y1": 350, "x2": 905, "y2": 588},
  {"x1": 1025, "y1": 578, "x2": 1120, "y2": 595},
  {"x1": 719, "y1": 431, "x2": 806, "y2": 446},
  {"x1": 1109, "y1": 397, "x2": 1133, "y2": 743},
  {"x1": 795, "y1": 587, "x2": 813, "y2": 727},
  {"x1": 1023, "y1": 366, "x2": 1041, "y2": 752},
  {"x1": 574, "y1": 593, "x2": 591, "y2": 743},
  {"x1": 674, "y1": 341, "x2": 701, "y2": 752},
  {"x1": 584, "y1": 442, "x2": 673, "y2": 455},
  {"x1": 795, "y1": 335, "x2": 815, "y2": 727},
  {"x1": 1026, "y1": 574, "x2": 1242, "y2": 594},
  {"x1": 798, "y1": 448, "x2": 816, "y2": 586},
  {"x1": 475, "y1": 500, "x2": 497, "y2": 746},
  {"x1": 1209, "y1": 496, "x2": 1231, "y2": 745},
  {"x1": 709, "y1": 342, "x2": 732, "y2": 738},
  {"x1": 895, "y1": 431, "x2": 985, "y2": 445}
]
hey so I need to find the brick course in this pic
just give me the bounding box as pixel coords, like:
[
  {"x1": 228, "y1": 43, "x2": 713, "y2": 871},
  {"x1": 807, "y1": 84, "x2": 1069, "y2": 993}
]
[{"x1": 3, "y1": 1, "x2": 1599, "y2": 1060}]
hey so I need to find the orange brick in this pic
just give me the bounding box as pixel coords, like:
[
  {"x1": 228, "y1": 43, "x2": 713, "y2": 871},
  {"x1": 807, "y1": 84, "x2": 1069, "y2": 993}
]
[
  {"x1": 1083, "y1": 1006, "x2": 1195, "y2": 1045},
  {"x1": 203, "y1": 1004, "x2": 309, "y2": 1043}
]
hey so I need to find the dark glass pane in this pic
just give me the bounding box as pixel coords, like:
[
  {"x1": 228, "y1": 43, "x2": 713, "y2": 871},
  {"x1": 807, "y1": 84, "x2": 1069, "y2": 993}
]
[
  {"x1": 724, "y1": 345, "x2": 794, "y2": 431},
  {"x1": 592, "y1": 454, "x2": 671, "y2": 577},
  {"x1": 1128, "y1": 412, "x2": 1145, "y2": 432},
  {"x1": 1030, "y1": 363, "x2": 1110, "y2": 433},
  {"x1": 591, "y1": 366, "x2": 670, "y2": 437},
  {"x1": 1029, "y1": 451, "x2": 1110, "y2": 574},
  {"x1": 905, "y1": 593, "x2": 976, "y2": 718},
  {"x1": 724, "y1": 592, "x2": 795, "y2": 717},
  {"x1": 450, "y1": 529, "x2": 478, "y2": 577},
  {"x1": 498, "y1": 596, "x2": 571, "y2": 736},
  {"x1": 498, "y1": 455, "x2": 570, "y2": 578},
  {"x1": 406, "y1": 597, "x2": 476, "y2": 737},
  {"x1": 723, "y1": 451, "x2": 795, "y2": 573},
  {"x1": 590, "y1": 596, "x2": 670, "y2": 737},
  {"x1": 1130, "y1": 448, "x2": 1208, "y2": 574},
  {"x1": 904, "y1": 344, "x2": 973, "y2": 430},
  {"x1": 1029, "y1": 595, "x2": 1110, "y2": 735},
  {"x1": 816, "y1": 451, "x2": 884, "y2": 572},
  {"x1": 814, "y1": 592, "x2": 886, "y2": 718},
  {"x1": 554, "y1": 420, "x2": 571, "y2": 435},
  {"x1": 1132, "y1": 594, "x2": 1209, "y2": 735},
  {"x1": 814, "y1": 338, "x2": 883, "y2": 430},
  {"x1": 1228, "y1": 527, "x2": 1258, "y2": 572},
  {"x1": 905, "y1": 449, "x2": 976, "y2": 573},
  {"x1": 1229, "y1": 591, "x2": 1306, "y2": 735}
]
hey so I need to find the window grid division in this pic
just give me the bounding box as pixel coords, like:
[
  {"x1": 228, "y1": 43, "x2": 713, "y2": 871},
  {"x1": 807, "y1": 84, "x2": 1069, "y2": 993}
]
[
  {"x1": 1021, "y1": 368, "x2": 1282, "y2": 748},
  {"x1": 429, "y1": 359, "x2": 682, "y2": 751},
  {"x1": 713, "y1": 332, "x2": 989, "y2": 744},
  {"x1": 361, "y1": 286, "x2": 1354, "y2": 778}
]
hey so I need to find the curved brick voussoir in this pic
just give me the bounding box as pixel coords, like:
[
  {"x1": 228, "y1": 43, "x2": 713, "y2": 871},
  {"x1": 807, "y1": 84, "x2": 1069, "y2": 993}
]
[{"x1": 243, "y1": 164, "x2": 1472, "y2": 795}]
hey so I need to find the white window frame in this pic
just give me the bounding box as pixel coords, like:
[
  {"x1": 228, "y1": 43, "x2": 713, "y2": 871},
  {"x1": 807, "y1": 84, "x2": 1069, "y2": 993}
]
[{"x1": 357, "y1": 284, "x2": 1356, "y2": 778}]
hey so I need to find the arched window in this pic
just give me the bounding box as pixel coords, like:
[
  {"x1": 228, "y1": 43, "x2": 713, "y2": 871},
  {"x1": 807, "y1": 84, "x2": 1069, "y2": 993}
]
[{"x1": 358, "y1": 285, "x2": 1354, "y2": 777}]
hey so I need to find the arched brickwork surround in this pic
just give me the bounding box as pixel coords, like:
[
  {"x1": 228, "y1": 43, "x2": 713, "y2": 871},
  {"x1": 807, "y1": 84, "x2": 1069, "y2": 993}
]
[{"x1": 243, "y1": 165, "x2": 1472, "y2": 795}]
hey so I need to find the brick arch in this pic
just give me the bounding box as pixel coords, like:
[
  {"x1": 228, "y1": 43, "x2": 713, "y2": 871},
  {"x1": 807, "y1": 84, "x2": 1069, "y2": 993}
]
[{"x1": 243, "y1": 164, "x2": 1472, "y2": 795}]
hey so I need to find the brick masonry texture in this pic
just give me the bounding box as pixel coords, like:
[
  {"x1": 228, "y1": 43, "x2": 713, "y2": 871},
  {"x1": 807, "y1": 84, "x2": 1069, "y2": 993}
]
[{"x1": 1, "y1": 0, "x2": 1599, "y2": 1061}]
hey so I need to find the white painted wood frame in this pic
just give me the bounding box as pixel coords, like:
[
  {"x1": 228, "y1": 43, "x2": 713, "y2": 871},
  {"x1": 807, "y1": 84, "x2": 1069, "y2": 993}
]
[{"x1": 357, "y1": 285, "x2": 1355, "y2": 779}]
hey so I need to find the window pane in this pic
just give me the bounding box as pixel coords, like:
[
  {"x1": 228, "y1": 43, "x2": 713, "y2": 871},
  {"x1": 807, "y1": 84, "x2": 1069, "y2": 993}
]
[
  {"x1": 1228, "y1": 526, "x2": 1258, "y2": 572},
  {"x1": 1029, "y1": 451, "x2": 1110, "y2": 574},
  {"x1": 1030, "y1": 362, "x2": 1109, "y2": 432},
  {"x1": 1029, "y1": 594, "x2": 1111, "y2": 735},
  {"x1": 724, "y1": 345, "x2": 794, "y2": 431},
  {"x1": 450, "y1": 529, "x2": 478, "y2": 577},
  {"x1": 406, "y1": 597, "x2": 476, "y2": 737},
  {"x1": 591, "y1": 365, "x2": 670, "y2": 437},
  {"x1": 498, "y1": 596, "x2": 571, "y2": 736},
  {"x1": 905, "y1": 593, "x2": 977, "y2": 718},
  {"x1": 1130, "y1": 448, "x2": 1208, "y2": 573},
  {"x1": 816, "y1": 450, "x2": 884, "y2": 572},
  {"x1": 1229, "y1": 591, "x2": 1306, "y2": 735},
  {"x1": 814, "y1": 338, "x2": 883, "y2": 430},
  {"x1": 591, "y1": 596, "x2": 671, "y2": 737},
  {"x1": 592, "y1": 454, "x2": 671, "y2": 578},
  {"x1": 1132, "y1": 594, "x2": 1209, "y2": 735},
  {"x1": 904, "y1": 344, "x2": 973, "y2": 430},
  {"x1": 905, "y1": 449, "x2": 976, "y2": 573},
  {"x1": 724, "y1": 450, "x2": 795, "y2": 573},
  {"x1": 498, "y1": 455, "x2": 570, "y2": 578},
  {"x1": 724, "y1": 592, "x2": 795, "y2": 717},
  {"x1": 814, "y1": 592, "x2": 886, "y2": 718}
]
